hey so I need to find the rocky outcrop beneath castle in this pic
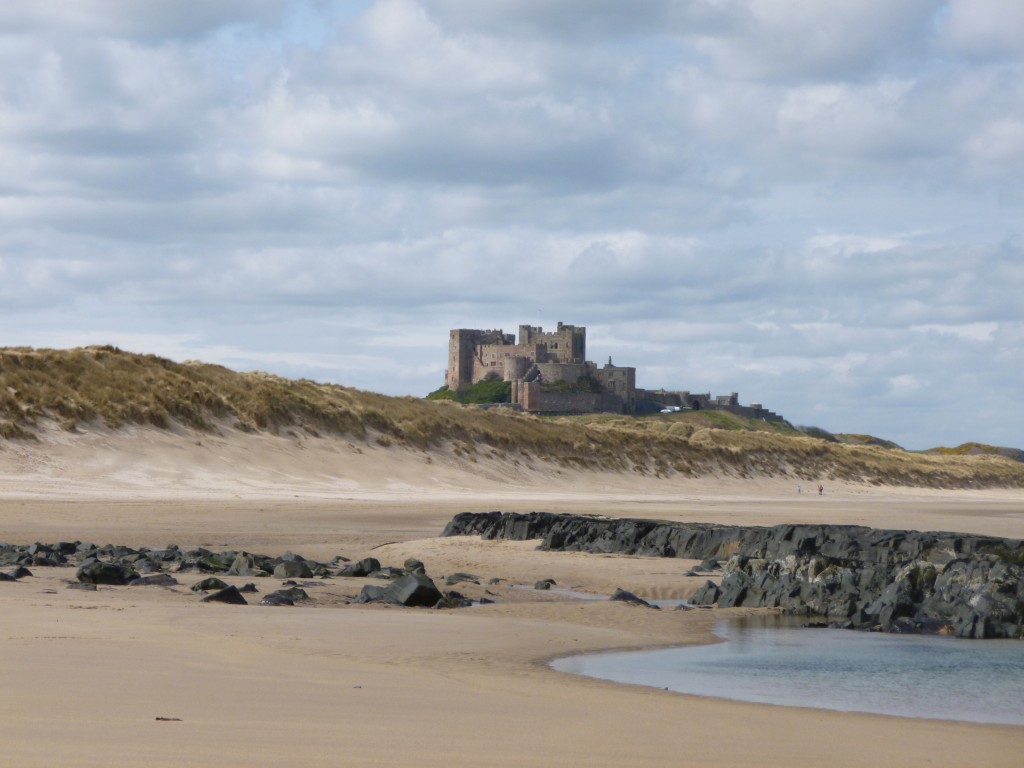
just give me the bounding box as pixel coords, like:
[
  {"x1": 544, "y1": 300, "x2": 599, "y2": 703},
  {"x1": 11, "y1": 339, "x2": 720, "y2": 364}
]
[{"x1": 441, "y1": 512, "x2": 1024, "y2": 639}]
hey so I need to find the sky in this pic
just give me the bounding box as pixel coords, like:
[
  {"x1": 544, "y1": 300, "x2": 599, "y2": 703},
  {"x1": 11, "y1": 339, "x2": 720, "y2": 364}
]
[{"x1": 1, "y1": 0, "x2": 1022, "y2": 450}]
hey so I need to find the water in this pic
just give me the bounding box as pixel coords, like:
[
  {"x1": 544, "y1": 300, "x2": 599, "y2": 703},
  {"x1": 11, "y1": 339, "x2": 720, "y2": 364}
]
[{"x1": 551, "y1": 616, "x2": 1024, "y2": 725}]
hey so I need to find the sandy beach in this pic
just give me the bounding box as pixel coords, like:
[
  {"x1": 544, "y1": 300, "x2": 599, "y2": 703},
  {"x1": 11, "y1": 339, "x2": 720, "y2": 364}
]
[{"x1": 2, "y1": 428, "x2": 1022, "y2": 767}]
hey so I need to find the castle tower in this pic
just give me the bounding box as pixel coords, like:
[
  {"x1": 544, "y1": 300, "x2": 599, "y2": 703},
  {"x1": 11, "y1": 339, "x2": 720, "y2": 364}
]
[
  {"x1": 517, "y1": 322, "x2": 586, "y2": 364},
  {"x1": 446, "y1": 330, "x2": 476, "y2": 390}
]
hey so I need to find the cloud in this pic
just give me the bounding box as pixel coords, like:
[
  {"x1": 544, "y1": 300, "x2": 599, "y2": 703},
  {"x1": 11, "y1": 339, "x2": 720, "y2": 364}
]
[
  {"x1": 0, "y1": 0, "x2": 294, "y2": 41},
  {"x1": 943, "y1": 0, "x2": 1024, "y2": 61},
  {"x1": 0, "y1": 1, "x2": 1022, "y2": 449},
  {"x1": 682, "y1": 0, "x2": 939, "y2": 82}
]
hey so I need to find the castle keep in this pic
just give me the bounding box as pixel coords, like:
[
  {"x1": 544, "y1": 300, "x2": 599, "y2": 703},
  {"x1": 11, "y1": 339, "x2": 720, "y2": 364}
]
[
  {"x1": 446, "y1": 321, "x2": 782, "y2": 420},
  {"x1": 447, "y1": 323, "x2": 636, "y2": 414}
]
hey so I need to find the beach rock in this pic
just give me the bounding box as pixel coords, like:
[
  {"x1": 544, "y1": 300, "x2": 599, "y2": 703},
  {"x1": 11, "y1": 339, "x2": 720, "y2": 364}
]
[
  {"x1": 227, "y1": 552, "x2": 268, "y2": 577},
  {"x1": 77, "y1": 561, "x2": 136, "y2": 585},
  {"x1": 534, "y1": 578, "x2": 556, "y2": 590},
  {"x1": 200, "y1": 585, "x2": 247, "y2": 605},
  {"x1": 338, "y1": 558, "x2": 381, "y2": 578},
  {"x1": 368, "y1": 566, "x2": 405, "y2": 580},
  {"x1": 260, "y1": 592, "x2": 294, "y2": 606},
  {"x1": 269, "y1": 587, "x2": 309, "y2": 603},
  {"x1": 194, "y1": 553, "x2": 235, "y2": 573},
  {"x1": 273, "y1": 561, "x2": 313, "y2": 579},
  {"x1": 129, "y1": 574, "x2": 179, "y2": 587},
  {"x1": 385, "y1": 573, "x2": 443, "y2": 607},
  {"x1": 355, "y1": 584, "x2": 390, "y2": 603},
  {"x1": 443, "y1": 512, "x2": 1024, "y2": 639},
  {"x1": 404, "y1": 558, "x2": 426, "y2": 574},
  {"x1": 689, "y1": 580, "x2": 721, "y2": 605},
  {"x1": 191, "y1": 577, "x2": 230, "y2": 592},
  {"x1": 435, "y1": 590, "x2": 473, "y2": 609},
  {"x1": 445, "y1": 572, "x2": 479, "y2": 586},
  {"x1": 609, "y1": 588, "x2": 657, "y2": 608},
  {"x1": 356, "y1": 574, "x2": 444, "y2": 607}
]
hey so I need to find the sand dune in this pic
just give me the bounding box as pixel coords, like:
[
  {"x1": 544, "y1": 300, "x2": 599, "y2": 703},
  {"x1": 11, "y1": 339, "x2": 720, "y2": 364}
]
[{"x1": 1, "y1": 428, "x2": 1022, "y2": 767}]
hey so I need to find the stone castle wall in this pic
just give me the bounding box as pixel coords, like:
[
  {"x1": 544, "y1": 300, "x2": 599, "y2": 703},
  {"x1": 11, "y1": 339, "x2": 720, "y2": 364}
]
[{"x1": 447, "y1": 321, "x2": 779, "y2": 421}]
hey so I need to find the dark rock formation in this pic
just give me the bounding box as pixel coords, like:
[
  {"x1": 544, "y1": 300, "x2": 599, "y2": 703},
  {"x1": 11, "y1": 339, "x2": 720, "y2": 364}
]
[
  {"x1": 338, "y1": 557, "x2": 382, "y2": 578},
  {"x1": 129, "y1": 574, "x2": 179, "y2": 587},
  {"x1": 0, "y1": 541, "x2": 337, "y2": 586},
  {"x1": 356, "y1": 573, "x2": 443, "y2": 607},
  {"x1": 435, "y1": 590, "x2": 473, "y2": 609},
  {"x1": 609, "y1": 588, "x2": 658, "y2": 608},
  {"x1": 260, "y1": 592, "x2": 295, "y2": 606},
  {"x1": 200, "y1": 585, "x2": 247, "y2": 605},
  {"x1": 191, "y1": 577, "x2": 230, "y2": 592},
  {"x1": 445, "y1": 572, "x2": 479, "y2": 586},
  {"x1": 386, "y1": 573, "x2": 443, "y2": 607},
  {"x1": 267, "y1": 587, "x2": 309, "y2": 603},
  {"x1": 442, "y1": 512, "x2": 1024, "y2": 639},
  {"x1": 76, "y1": 560, "x2": 136, "y2": 585},
  {"x1": 355, "y1": 584, "x2": 389, "y2": 603},
  {"x1": 273, "y1": 561, "x2": 314, "y2": 579}
]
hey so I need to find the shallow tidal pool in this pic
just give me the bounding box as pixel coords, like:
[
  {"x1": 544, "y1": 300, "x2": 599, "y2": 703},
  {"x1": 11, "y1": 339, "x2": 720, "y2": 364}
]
[{"x1": 551, "y1": 615, "x2": 1024, "y2": 725}]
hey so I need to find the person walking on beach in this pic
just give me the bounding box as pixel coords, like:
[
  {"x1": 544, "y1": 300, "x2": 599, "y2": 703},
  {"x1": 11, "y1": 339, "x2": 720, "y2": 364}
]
[{"x1": 818, "y1": 484, "x2": 823, "y2": 495}]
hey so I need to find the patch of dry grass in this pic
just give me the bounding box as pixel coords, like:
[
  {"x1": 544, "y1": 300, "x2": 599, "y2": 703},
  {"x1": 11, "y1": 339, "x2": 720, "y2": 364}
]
[{"x1": 2, "y1": 346, "x2": 1022, "y2": 489}]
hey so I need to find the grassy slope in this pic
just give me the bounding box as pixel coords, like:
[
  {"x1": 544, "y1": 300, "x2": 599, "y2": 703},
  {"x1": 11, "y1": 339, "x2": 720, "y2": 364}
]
[{"x1": 2, "y1": 346, "x2": 1023, "y2": 489}]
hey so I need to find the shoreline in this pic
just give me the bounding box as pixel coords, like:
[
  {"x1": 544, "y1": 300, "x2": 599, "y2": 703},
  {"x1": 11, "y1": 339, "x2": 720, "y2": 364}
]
[{"x1": 547, "y1": 613, "x2": 1024, "y2": 727}]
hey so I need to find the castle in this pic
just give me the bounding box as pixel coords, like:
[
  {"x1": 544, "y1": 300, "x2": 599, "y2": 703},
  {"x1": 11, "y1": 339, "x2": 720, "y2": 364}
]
[{"x1": 446, "y1": 322, "x2": 784, "y2": 421}]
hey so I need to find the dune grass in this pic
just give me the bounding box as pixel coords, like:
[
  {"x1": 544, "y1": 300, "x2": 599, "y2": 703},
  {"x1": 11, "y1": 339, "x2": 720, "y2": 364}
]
[{"x1": 2, "y1": 345, "x2": 1022, "y2": 489}]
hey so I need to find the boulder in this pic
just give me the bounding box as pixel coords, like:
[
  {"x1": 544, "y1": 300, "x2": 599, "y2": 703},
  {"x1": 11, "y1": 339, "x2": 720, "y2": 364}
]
[
  {"x1": 609, "y1": 588, "x2": 657, "y2": 608},
  {"x1": 200, "y1": 585, "x2": 248, "y2": 605},
  {"x1": 368, "y1": 566, "x2": 405, "y2": 580},
  {"x1": 689, "y1": 580, "x2": 721, "y2": 606},
  {"x1": 355, "y1": 584, "x2": 390, "y2": 603},
  {"x1": 435, "y1": 590, "x2": 473, "y2": 609},
  {"x1": 338, "y1": 558, "x2": 382, "y2": 578},
  {"x1": 269, "y1": 587, "x2": 309, "y2": 602},
  {"x1": 227, "y1": 552, "x2": 265, "y2": 577},
  {"x1": 385, "y1": 573, "x2": 443, "y2": 607},
  {"x1": 129, "y1": 574, "x2": 179, "y2": 587},
  {"x1": 445, "y1": 572, "x2": 480, "y2": 586},
  {"x1": 273, "y1": 561, "x2": 313, "y2": 579},
  {"x1": 191, "y1": 577, "x2": 230, "y2": 592},
  {"x1": 260, "y1": 593, "x2": 294, "y2": 606},
  {"x1": 77, "y1": 561, "x2": 136, "y2": 585}
]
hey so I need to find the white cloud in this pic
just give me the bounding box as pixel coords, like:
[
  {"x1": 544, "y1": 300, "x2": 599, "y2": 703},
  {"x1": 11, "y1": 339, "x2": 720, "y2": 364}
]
[
  {"x1": 685, "y1": 0, "x2": 938, "y2": 82},
  {"x1": 0, "y1": 0, "x2": 1021, "y2": 449},
  {"x1": 0, "y1": 1, "x2": 293, "y2": 41},
  {"x1": 911, "y1": 323, "x2": 998, "y2": 342},
  {"x1": 943, "y1": 0, "x2": 1024, "y2": 60}
]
